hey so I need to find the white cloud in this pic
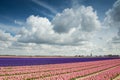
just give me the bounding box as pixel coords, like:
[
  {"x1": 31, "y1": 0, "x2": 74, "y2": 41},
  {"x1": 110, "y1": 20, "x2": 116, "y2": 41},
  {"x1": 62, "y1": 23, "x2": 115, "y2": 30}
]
[
  {"x1": 3, "y1": 4, "x2": 120, "y2": 56},
  {"x1": 0, "y1": 30, "x2": 14, "y2": 41},
  {"x1": 18, "y1": 15, "x2": 58, "y2": 44},
  {"x1": 0, "y1": 23, "x2": 21, "y2": 34},
  {"x1": 18, "y1": 6, "x2": 101, "y2": 46},
  {"x1": 99, "y1": 0, "x2": 120, "y2": 55},
  {"x1": 52, "y1": 6, "x2": 100, "y2": 33},
  {"x1": 0, "y1": 30, "x2": 16, "y2": 50}
]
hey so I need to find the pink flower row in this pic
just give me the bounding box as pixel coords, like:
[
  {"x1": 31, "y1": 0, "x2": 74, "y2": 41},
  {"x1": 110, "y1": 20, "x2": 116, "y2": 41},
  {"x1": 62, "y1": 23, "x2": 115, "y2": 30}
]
[
  {"x1": 40, "y1": 61, "x2": 120, "y2": 80},
  {"x1": 81, "y1": 66, "x2": 120, "y2": 80},
  {"x1": 0, "y1": 59, "x2": 120, "y2": 80}
]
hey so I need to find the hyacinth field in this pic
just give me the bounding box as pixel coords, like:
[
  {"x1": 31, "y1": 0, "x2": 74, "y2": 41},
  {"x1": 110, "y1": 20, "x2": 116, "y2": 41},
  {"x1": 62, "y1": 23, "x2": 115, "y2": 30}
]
[{"x1": 0, "y1": 58, "x2": 120, "y2": 80}]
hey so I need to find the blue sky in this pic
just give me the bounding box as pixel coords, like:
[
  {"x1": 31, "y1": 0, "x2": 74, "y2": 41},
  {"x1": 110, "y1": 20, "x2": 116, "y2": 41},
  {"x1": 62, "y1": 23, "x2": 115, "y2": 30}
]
[
  {"x1": 0, "y1": 0, "x2": 120, "y2": 56},
  {"x1": 0, "y1": 0, "x2": 116, "y2": 25}
]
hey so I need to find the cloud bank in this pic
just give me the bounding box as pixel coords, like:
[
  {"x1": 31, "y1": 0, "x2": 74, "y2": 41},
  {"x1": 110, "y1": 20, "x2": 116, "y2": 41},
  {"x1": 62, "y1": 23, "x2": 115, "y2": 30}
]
[
  {"x1": 18, "y1": 6, "x2": 100, "y2": 46},
  {"x1": 1, "y1": 0, "x2": 120, "y2": 55}
]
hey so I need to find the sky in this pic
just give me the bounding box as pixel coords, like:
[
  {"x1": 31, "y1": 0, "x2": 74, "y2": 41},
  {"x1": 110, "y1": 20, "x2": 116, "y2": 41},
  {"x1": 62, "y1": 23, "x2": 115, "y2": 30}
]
[{"x1": 0, "y1": 0, "x2": 120, "y2": 56}]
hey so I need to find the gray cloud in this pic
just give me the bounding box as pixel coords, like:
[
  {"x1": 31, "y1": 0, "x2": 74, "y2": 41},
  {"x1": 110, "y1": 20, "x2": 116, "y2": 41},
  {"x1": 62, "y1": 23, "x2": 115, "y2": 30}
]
[
  {"x1": 118, "y1": 28, "x2": 120, "y2": 36},
  {"x1": 0, "y1": 30, "x2": 16, "y2": 50},
  {"x1": 105, "y1": 0, "x2": 120, "y2": 44},
  {"x1": 105, "y1": 0, "x2": 120, "y2": 26},
  {"x1": 0, "y1": 23, "x2": 21, "y2": 35},
  {"x1": 112, "y1": 28, "x2": 120, "y2": 44},
  {"x1": 111, "y1": 0, "x2": 120, "y2": 22},
  {"x1": 0, "y1": 30, "x2": 14, "y2": 41}
]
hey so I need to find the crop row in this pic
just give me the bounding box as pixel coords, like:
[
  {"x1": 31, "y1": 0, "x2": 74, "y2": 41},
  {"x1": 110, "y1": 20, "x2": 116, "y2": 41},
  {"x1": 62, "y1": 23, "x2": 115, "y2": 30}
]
[
  {"x1": 80, "y1": 66, "x2": 120, "y2": 80},
  {"x1": 0, "y1": 59, "x2": 120, "y2": 80},
  {"x1": 40, "y1": 62, "x2": 120, "y2": 80}
]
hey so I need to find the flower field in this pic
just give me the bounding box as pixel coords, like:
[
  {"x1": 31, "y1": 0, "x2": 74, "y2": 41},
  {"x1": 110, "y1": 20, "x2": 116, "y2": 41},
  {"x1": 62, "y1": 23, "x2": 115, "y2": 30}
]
[{"x1": 0, "y1": 59, "x2": 120, "y2": 80}]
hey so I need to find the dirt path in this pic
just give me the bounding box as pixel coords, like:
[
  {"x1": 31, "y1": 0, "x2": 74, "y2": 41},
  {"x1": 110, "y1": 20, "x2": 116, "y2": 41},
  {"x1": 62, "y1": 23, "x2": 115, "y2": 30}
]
[{"x1": 113, "y1": 75, "x2": 120, "y2": 80}]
